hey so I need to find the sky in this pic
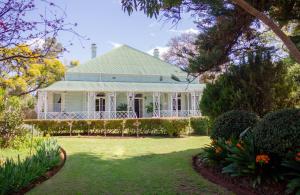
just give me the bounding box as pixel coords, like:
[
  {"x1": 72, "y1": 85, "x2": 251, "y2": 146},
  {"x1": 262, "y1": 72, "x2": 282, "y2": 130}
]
[{"x1": 44, "y1": 0, "x2": 198, "y2": 65}]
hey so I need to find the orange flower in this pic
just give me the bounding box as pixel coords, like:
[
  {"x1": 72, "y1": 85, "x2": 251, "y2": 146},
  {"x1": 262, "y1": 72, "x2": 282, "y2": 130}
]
[
  {"x1": 236, "y1": 143, "x2": 243, "y2": 150},
  {"x1": 295, "y1": 152, "x2": 300, "y2": 161},
  {"x1": 256, "y1": 154, "x2": 270, "y2": 164},
  {"x1": 215, "y1": 146, "x2": 222, "y2": 154},
  {"x1": 211, "y1": 139, "x2": 216, "y2": 145},
  {"x1": 225, "y1": 140, "x2": 232, "y2": 145}
]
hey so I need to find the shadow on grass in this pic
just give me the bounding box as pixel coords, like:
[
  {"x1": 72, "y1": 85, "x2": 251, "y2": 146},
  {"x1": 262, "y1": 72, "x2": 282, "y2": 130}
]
[{"x1": 29, "y1": 148, "x2": 230, "y2": 195}]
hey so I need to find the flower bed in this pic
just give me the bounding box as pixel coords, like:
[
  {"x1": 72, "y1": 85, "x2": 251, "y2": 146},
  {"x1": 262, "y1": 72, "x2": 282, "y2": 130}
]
[
  {"x1": 195, "y1": 109, "x2": 300, "y2": 194},
  {"x1": 0, "y1": 139, "x2": 65, "y2": 194}
]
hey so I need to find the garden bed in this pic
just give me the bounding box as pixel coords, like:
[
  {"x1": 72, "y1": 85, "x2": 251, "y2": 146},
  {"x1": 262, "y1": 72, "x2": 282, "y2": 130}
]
[
  {"x1": 193, "y1": 155, "x2": 286, "y2": 195},
  {"x1": 15, "y1": 147, "x2": 67, "y2": 195}
]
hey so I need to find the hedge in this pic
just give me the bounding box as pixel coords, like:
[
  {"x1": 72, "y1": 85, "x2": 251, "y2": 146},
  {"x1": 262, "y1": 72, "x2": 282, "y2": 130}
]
[
  {"x1": 24, "y1": 117, "x2": 205, "y2": 137},
  {"x1": 190, "y1": 117, "x2": 211, "y2": 135},
  {"x1": 211, "y1": 110, "x2": 259, "y2": 140},
  {"x1": 253, "y1": 108, "x2": 300, "y2": 157}
]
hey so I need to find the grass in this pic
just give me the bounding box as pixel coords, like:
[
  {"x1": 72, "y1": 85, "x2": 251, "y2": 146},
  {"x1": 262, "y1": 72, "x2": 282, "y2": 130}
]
[{"x1": 28, "y1": 136, "x2": 231, "y2": 194}]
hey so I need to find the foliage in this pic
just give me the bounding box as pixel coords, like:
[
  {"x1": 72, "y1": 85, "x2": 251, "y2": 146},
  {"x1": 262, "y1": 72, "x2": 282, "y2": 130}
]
[
  {"x1": 162, "y1": 32, "x2": 197, "y2": 68},
  {"x1": 282, "y1": 149, "x2": 300, "y2": 195},
  {"x1": 0, "y1": 138, "x2": 61, "y2": 195},
  {"x1": 0, "y1": 0, "x2": 78, "y2": 63},
  {"x1": 200, "y1": 138, "x2": 231, "y2": 167},
  {"x1": 200, "y1": 51, "x2": 297, "y2": 118},
  {"x1": 211, "y1": 110, "x2": 259, "y2": 140},
  {"x1": 116, "y1": 103, "x2": 128, "y2": 112},
  {"x1": 253, "y1": 108, "x2": 300, "y2": 158},
  {"x1": 25, "y1": 118, "x2": 191, "y2": 137},
  {"x1": 121, "y1": 0, "x2": 300, "y2": 68},
  {"x1": 190, "y1": 117, "x2": 211, "y2": 135},
  {"x1": 0, "y1": 44, "x2": 65, "y2": 96},
  {"x1": 0, "y1": 95, "x2": 25, "y2": 148}
]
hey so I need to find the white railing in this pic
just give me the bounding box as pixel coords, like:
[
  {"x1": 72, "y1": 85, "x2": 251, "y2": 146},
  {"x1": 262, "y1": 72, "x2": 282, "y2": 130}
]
[
  {"x1": 38, "y1": 111, "x2": 137, "y2": 120},
  {"x1": 38, "y1": 110, "x2": 201, "y2": 120},
  {"x1": 156, "y1": 110, "x2": 201, "y2": 118}
]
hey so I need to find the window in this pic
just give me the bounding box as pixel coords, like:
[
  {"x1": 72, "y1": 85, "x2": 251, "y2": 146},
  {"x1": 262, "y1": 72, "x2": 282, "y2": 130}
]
[{"x1": 53, "y1": 94, "x2": 62, "y2": 112}]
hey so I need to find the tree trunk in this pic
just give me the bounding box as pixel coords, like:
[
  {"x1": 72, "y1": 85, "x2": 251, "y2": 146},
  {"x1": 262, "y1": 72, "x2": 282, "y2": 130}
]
[{"x1": 231, "y1": 0, "x2": 300, "y2": 64}]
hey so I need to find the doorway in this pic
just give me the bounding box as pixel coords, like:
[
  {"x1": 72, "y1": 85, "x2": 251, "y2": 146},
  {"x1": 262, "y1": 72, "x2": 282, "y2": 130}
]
[{"x1": 134, "y1": 95, "x2": 143, "y2": 118}]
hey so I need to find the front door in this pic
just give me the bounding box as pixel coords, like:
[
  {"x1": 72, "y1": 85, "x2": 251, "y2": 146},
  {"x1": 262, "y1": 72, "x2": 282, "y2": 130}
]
[
  {"x1": 134, "y1": 98, "x2": 143, "y2": 118},
  {"x1": 95, "y1": 98, "x2": 105, "y2": 112}
]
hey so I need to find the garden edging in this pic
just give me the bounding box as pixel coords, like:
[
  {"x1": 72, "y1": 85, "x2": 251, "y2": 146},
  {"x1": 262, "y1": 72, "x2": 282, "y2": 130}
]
[
  {"x1": 192, "y1": 155, "x2": 257, "y2": 195},
  {"x1": 14, "y1": 147, "x2": 67, "y2": 195}
]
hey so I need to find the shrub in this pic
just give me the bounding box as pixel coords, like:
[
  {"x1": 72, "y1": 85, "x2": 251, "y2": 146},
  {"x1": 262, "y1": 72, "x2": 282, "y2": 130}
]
[
  {"x1": 0, "y1": 96, "x2": 25, "y2": 148},
  {"x1": 281, "y1": 148, "x2": 300, "y2": 194},
  {"x1": 190, "y1": 117, "x2": 211, "y2": 135},
  {"x1": 25, "y1": 118, "x2": 190, "y2": 137},
  {"x1": 211, "y1": 110, "x2": 259, "y2": 140},
  {"x1": 253, "y1": 108, "x2": 300, "y2": 157},
  {"x1": 0, "y1": 138, "x2": 61, "y2": 194}
]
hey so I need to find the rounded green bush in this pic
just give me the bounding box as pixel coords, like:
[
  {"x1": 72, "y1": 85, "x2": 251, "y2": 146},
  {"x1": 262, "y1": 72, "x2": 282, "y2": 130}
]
[
  {"x1": 253, "y1": 108, "x2": 300, "y2": 157},
  {"x1": 211, "y1": 110, "x2": 259, "y2": 140}
]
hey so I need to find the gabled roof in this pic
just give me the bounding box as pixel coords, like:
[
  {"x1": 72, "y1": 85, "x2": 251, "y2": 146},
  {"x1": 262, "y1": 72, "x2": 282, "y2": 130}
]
[{"x1": 67, "y1": 45, "x2": 186, "y2": 76}]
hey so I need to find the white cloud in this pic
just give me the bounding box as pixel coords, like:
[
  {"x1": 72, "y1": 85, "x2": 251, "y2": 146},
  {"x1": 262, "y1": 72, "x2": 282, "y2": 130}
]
[
  {"x1": 169, "y1": 28, "x2": 199, "y2": 34},
  {"x1": 147, "y1": 46, "x2": 169, "y2": 59},
  {"x1": 108, "y1": 41, "x2": 122, "y2": 48}
]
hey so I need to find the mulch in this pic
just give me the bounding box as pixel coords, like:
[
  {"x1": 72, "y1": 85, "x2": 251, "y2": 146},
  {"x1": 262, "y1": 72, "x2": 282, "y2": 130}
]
[
  {"x1": 12, "y1": 147, "x2": 67, "y2": 195},
  {"x1": 192, "y1": 156, "x2": 286, "y2": 195}
]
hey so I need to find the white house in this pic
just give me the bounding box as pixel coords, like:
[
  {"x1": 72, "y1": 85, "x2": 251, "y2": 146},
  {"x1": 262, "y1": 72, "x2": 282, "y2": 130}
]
[{"x1": 36, "y1": 44, "x2": 205, "y2": 119}]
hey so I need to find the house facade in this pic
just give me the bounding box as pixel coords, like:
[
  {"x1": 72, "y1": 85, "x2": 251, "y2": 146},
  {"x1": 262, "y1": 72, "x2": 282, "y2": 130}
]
[{"x1": 37, "y1": 45, "x2": 205, "y2": 119}]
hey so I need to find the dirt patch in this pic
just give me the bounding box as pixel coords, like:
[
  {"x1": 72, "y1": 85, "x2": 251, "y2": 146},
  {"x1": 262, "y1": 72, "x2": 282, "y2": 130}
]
[
  {"x1": 13, "y1": 147, "x2": 67, "y2": 195},
  {"x1": 192, "y1": 156, "x2": 286, "y2": 195}
]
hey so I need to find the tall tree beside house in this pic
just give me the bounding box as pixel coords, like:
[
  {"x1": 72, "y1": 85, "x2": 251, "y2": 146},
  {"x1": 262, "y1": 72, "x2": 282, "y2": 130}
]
[
  {"x1": 162, "y1": 33, "x2": 197, "y2": 69},
  {"x1": 200, "y1": 48, "x2": 299, "y2": 119},
  {"x1": 0, "y1": 40, "x2": 65, "y2": 96},
  {"x1": 162, "y1": 32, "x2": 227, "y2": 83},
  {"x1": 121, "y1": 0, "x2": 300, "y2": 72}
]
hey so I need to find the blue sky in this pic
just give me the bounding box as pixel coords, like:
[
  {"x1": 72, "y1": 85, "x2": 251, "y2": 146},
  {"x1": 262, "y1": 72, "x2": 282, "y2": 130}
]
[{"x1": 47, "y1": 0, "x2": 198, "y2": 64}]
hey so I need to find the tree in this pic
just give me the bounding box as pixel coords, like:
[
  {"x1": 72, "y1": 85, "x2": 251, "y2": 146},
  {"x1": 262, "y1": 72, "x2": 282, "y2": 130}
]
[
  {"x1": 200, "y1": 48, "x2": 297, "y2": 119},
  {"x1": 0, "y1": 0, "x2": 78, "y2": 63},
  {"x1": 162, "y1": 32, "x2": 227, "y2": 83},
  {"x1": 0, "y1": 43, "x2": 65, "y2": 96},
  {"x1": 121, "y1": 0, "x2": 300, "y2": 71},
  {"x1": 162, "y1": 32, "x2": 197, "y2": 68}
]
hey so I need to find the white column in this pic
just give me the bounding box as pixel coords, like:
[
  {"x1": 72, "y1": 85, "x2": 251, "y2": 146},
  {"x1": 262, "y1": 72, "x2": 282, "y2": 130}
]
[
  {"x1": 153, "y1": 92, "x2": 160, "y2": 117},
  {"x1": 187, "y1": 93, "x2": 190, "y2": 115},
  {"x1": 37, "y1": 91, "x2": 43, "y2": 119},
  {"x1": 170, "y1": 92, "x2": 178, "y2": 117},
  {"x1": 191, "y1": 92, "x2": 196, "y2": 116},
  {"x1": 107, "y1": 92, "x2": 116, "y2": 119},
  {"x1": 61, "y1": 93, "x2": 65, "y2": 112},
  {"x1": 127, "y1": 92, "x2": 134, "y2": 117},
  {"x1": 169, "y1": 93, "x2": 173, "y2": 117},
  {"x1": 44, "y1": 91, "x2": 48, "y2": 119},
  {"x1": 87, "y1": 92, "x2": 90, "y2": 118},
  {"x1": 175, "y1": 92, "x2": 178, "y2": 117}
]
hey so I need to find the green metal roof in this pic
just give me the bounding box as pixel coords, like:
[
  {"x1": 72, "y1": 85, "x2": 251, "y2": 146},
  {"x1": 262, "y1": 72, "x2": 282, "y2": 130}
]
[
  {"x1": 40, "y1": 81, "x2": 205, "y2": 93},
  {"x1": 67, "y1": 45, "x2": 187, "y2": 76}
]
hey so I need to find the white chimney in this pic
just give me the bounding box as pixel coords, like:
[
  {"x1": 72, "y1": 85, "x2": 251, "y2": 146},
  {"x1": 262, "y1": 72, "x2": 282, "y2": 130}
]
[
  {"x1": 91, "y1": 43, "x2": 97, "y2": 59},
  {"x1": 153, "y1": 48, "x2": 159, "y2": 58}
]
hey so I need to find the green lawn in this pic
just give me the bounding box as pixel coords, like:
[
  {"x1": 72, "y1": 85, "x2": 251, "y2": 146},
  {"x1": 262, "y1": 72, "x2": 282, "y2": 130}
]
[{"x1": 28, "y1": 136, "x2": 231, "y2": 195}]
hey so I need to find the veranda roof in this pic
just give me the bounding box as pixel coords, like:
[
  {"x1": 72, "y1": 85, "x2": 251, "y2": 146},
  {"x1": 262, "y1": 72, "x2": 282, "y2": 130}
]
[{"x1": 39, "y1": 81, "x2": 205, "y2": 93}]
